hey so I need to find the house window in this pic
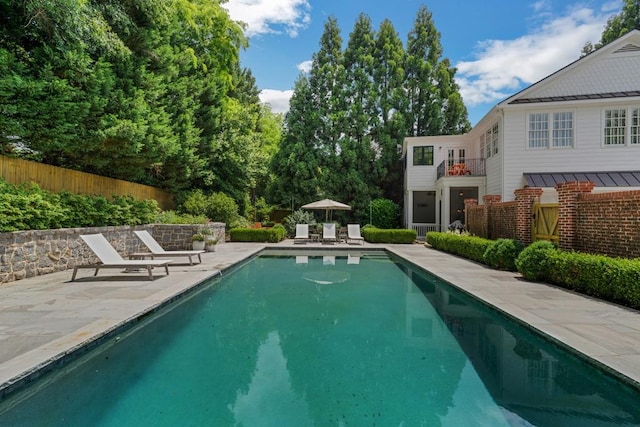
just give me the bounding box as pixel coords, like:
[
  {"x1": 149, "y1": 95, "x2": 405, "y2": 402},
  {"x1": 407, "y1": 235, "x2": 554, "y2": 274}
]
[
  {"x1": 631, "y1": 108, "x2": 640, "y2": 145},
  {"x1": 604, "y1": 109, "x2": 626, "y2": 145},
  {"x1": 491, "y1": 123, "x2": 499, "y2": 154},
  {"x1": 447, "y1": 149, "x2": 455, "y2": 168},
  {"x1": 484, "y1": 128, "x2": 492, "y2": 158},
  {"x1": 458, "y1": 149, "x2": 466, "y2": 163},
  {"x1": 413, "y1": 146, "x2": 434, "y2": 165},
  {"x1": 529, "y1": 112, "x2": 573, "y2": 148},
  {"x1": 552, "y1": 112, "x2": 573, "y2": 147},
  {"x1": 528, "y1": 113, "x2": 549, "y2": 148}
]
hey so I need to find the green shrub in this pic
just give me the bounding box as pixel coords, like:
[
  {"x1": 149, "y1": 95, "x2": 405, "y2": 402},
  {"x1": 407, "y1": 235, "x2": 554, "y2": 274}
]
[
  {"x1": 206, "y1": 192, "x2": 239, "y2": 227},
  {"x1": 154, "y1": 210, "x2": 209, "y2": 224},
  {"x1": 483, "y1": 239, "x2": 525, "y2": 271},
  {"x1": 426, "y1": 232, "x2": 494, "y2": 264},
  {"x1": 361, "y1": 227, "x2": 416, "y2": 243},
  {"x1": 182, "y1": 189, "x2": 209, "y2": 216},
  {"x1": 544, "y1": 250, "x2": 640, "y2": 309},
  {"x1": 370, "y1": 198, "x2": 400, "y2": 229},
  {"x1": 0, "y1": 192, "x2": 66, "y2": 231},
  {"x1": 515, "y1": 241, "x2": 558, "y2": 281},
  {"x1": 229, "y1": 226, "x2": 286, "y2": 243},
  {"x1": 283, "y1": 209, "x2": 317, "y2": 236}
]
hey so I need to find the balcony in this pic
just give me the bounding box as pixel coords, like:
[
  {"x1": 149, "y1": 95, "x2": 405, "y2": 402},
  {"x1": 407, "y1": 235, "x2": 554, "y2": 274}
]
[{"x1": 437, "y1": 158, "x2": 486, "y2": 180}]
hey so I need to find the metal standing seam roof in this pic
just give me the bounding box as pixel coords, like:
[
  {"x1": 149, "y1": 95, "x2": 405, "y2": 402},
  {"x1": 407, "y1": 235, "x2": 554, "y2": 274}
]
[{"x1": 524, "y1": 171, "x2": 640, "y2": 187}]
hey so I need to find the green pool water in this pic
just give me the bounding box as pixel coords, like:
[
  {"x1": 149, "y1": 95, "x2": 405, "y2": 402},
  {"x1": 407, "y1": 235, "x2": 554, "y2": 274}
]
[{"x1": 1, "y1": 251, "x2": 639, "y2": 426}]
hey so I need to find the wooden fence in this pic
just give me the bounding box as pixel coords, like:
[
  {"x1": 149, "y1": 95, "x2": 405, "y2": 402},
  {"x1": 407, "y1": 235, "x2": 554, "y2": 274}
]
[{"x1": 0, "y1": 156, "x2": 174, "y2": 210}]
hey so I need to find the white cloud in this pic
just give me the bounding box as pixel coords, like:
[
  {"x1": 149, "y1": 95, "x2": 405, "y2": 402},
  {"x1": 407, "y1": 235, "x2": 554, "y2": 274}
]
[
  {"x1": 455, "y1": 3, "x2": 619, "y2": 106},
  {"x1": 297, "y1": 60, "x2": 313, "y2": 73},
  {"x1": 223, "y1": 0, "x2": 311, "y2": 37},
  {"x1": 259, "y1": 89, "x2": 293, "y2": 113}
]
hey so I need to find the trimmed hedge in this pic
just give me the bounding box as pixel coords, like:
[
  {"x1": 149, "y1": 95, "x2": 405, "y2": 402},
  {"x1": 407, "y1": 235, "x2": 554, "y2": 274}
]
[
  {"x1": 361, "y1": 227, "x2": 417, "y2": 244},
  {"x1": 483, "y1": 238, "x2": 525, "y2": 272},
  {"x1": 542, "y1": 250, "x2": 640, "y2": 309},
  {"x1": 426, "y1": 232, "x2": 493, "y2": 264},
  {"x1": 229, "y1": 225, "x2": 286, "y2": 243},
  {"x1": 427, "y1": 231, "x2": 640, "y2": 310}
]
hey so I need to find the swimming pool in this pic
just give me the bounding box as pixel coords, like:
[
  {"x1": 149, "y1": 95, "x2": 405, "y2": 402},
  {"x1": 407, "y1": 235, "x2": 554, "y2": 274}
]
[{"x1": 0, "y1": 250, "x2": 639, "y2": 425}]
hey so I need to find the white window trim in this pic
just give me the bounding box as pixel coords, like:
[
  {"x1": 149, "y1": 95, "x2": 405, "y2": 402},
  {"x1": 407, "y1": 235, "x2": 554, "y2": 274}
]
[
  {"x1": 602, "y1": 107, "x2": 640, "y2": 147},
  {"x1": 527, "y1": 110, "x2": 575, "y2": 150}
]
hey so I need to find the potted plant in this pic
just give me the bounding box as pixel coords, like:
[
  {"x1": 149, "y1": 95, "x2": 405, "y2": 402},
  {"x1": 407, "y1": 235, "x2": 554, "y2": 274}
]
[
  {"x1": 205, "y1": 238, "x2": 218, "y2": 252},
  {"x1": 191, "y1": 232, "x2": 206, "y2": 250}
]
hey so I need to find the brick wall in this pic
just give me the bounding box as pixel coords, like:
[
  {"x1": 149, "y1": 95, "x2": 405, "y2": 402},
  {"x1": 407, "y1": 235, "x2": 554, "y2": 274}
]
[
  {"x1": 466, "y1": 183, "x2": 639, "y2": 259},
  {"x1": 0, "y1": 223, "x2": 225, "y2": 284},
  {"x1": 575, "y1": 190, "x2": 640, "y2": 258},
  {"x1": 488, "y1": 201, "x2": 518, "y2": 240}
]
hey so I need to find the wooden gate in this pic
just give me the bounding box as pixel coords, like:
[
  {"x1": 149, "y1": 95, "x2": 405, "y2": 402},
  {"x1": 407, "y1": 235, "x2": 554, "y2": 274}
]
[{"x1": 532, "y1": 203, "x2": 559, "y2": 242}]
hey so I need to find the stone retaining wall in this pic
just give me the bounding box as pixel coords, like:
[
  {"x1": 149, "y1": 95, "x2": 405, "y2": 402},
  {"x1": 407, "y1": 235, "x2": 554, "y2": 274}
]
[{"x1": 0, "y1": 223, "x2": 225, "y2": 284}]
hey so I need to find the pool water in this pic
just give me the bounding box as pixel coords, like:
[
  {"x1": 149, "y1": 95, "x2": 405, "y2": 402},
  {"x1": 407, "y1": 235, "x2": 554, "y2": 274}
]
[{"x1": 1, "y1": 252, "x2": 639, "y2": 426}]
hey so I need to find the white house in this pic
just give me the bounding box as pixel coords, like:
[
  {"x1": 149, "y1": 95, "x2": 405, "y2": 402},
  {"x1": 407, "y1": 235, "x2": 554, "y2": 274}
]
[{"x1": 404, "y1": 29, "x2": 640, "y2": 236}]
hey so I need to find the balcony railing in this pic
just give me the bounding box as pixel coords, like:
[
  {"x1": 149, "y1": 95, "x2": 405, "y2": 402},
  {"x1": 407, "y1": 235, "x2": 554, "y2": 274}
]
[{"x1": 436, "y1": 158, "x2": 486, "y2": 180}]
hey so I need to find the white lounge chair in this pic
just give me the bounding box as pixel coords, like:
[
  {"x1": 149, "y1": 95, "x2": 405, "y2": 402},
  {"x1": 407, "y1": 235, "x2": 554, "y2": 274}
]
[
  {"x1": 322, "y1": 223, "x2": 337, "y2": 244},
  {"x1": 72, "y1": 234, "x2": 172, "y2": 281},
  {"x1": 294, "y1": 224, "x2": 309, "y2": 243},
  {"x1": 347, "y1": 224, "x2": 364, "y2": 245},
  {"x1": 134, "y1": 230, "x2": 204, "y2": 265}
]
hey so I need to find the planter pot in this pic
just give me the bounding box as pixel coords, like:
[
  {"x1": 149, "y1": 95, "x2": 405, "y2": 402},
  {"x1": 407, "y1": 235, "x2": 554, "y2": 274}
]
[
  {"x1": 205, "y1": 244, "x2": 217, "y2": 252},
  {"x1": 192, "y1": 241, "x2": 205, "y2": 251}
]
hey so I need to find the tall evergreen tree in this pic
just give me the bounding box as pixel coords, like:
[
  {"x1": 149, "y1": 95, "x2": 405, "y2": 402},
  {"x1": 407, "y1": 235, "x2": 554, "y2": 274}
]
[
  {"x1": 371, "y1": 19, "x2": 406, "y2": 203},
  {"x1": 268, "y1": 75, "x2": 321, "y2": 207},
  {"x1": 308, "y1": 17, "x2": 346, "y2": 199},
  {"x1": 405, "y1": 6, "x2": 469, "y2": 137},
  {"x1": 340, "y1": 14, "x2": 381, "y2": 220}
]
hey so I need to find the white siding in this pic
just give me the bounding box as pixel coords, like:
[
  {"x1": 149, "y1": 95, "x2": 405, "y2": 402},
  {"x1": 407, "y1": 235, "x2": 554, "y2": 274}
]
[{"x1": 499, "y1": 102, "x2": 640, "y2": 201}]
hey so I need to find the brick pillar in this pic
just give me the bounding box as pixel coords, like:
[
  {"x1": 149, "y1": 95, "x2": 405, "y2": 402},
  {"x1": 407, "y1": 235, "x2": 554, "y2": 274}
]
[
  {"x1": 464, "y1": 198, "x2": 478, "y2": 225},
  {"x1": 464, "y1": 198, "x2": 478, "y2": 235},
  {"x1": 514, "y1": 187, "x2": 543, "y2": 245},
  {"x1": 482, "y1": 195, "x2": 501, "y2": 239},
  {"x1": 556, "y1": 181, "x2": 595, "y2": 251}
]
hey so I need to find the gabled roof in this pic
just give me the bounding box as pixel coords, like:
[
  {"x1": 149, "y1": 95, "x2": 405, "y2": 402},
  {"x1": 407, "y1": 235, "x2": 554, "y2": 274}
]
[
  {"x1": 498, "y1": 29, "x2": 640, "y2": 107},
  {"x1": 524, "y1": 171, "x2": 640, "y2": 187}
]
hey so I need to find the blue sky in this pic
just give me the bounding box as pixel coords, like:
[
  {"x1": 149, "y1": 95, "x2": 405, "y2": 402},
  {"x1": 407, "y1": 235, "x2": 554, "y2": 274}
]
[{"x1": 223, "y1": 0, "x2": 622, "y2": 126}]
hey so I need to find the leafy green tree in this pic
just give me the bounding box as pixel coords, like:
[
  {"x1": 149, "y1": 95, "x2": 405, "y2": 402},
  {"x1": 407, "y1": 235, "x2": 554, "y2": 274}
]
[
  {"x1": 598, "y1": 0, "x2": 640, "y2": 47},
  {"x1": 581, "y1": 0, "x2": 640, "y2": 55}
]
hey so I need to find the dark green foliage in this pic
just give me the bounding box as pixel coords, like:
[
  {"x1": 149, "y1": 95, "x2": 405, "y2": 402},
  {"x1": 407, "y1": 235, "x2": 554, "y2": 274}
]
[
  {"x1": 361, "y1": 227, "x2": 417, "y2": 244},
  {"x1": 544, "y1": 250, "x2": 640, "y2": 309},
  {"x1": 270, "y1": 7, "x2": 469, "y2": 215},
  {"x1": 181, "y1": 190, "x2": 239, "y2": 228},
  {"x1": 425, "y1": 232, "x2": 493, "y2": 264},
  {"x1": 370, "y1": 198, "x2": 400, "y2": 229},
  {"x1": 0, "y1": 179, "x2": 160, "y2": 231},
  {"x1": 0, "y1": 0, "x2": 281, "y2": 213},
  {"x1": 154, "y1": 211, "x2": 208, "y2": 225},
  {"x1": 229, "y1": 226, "x2": 286, "y2": 243},
  {"x1": 515, "y1": 241, "x2": 558, "y2": 281},
  {"x1": 430, "y1": 231, "x2": 640, "y2": 309},
  {"x1": 483, "y1": 239, "x2": 525, "y2": 272}
]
